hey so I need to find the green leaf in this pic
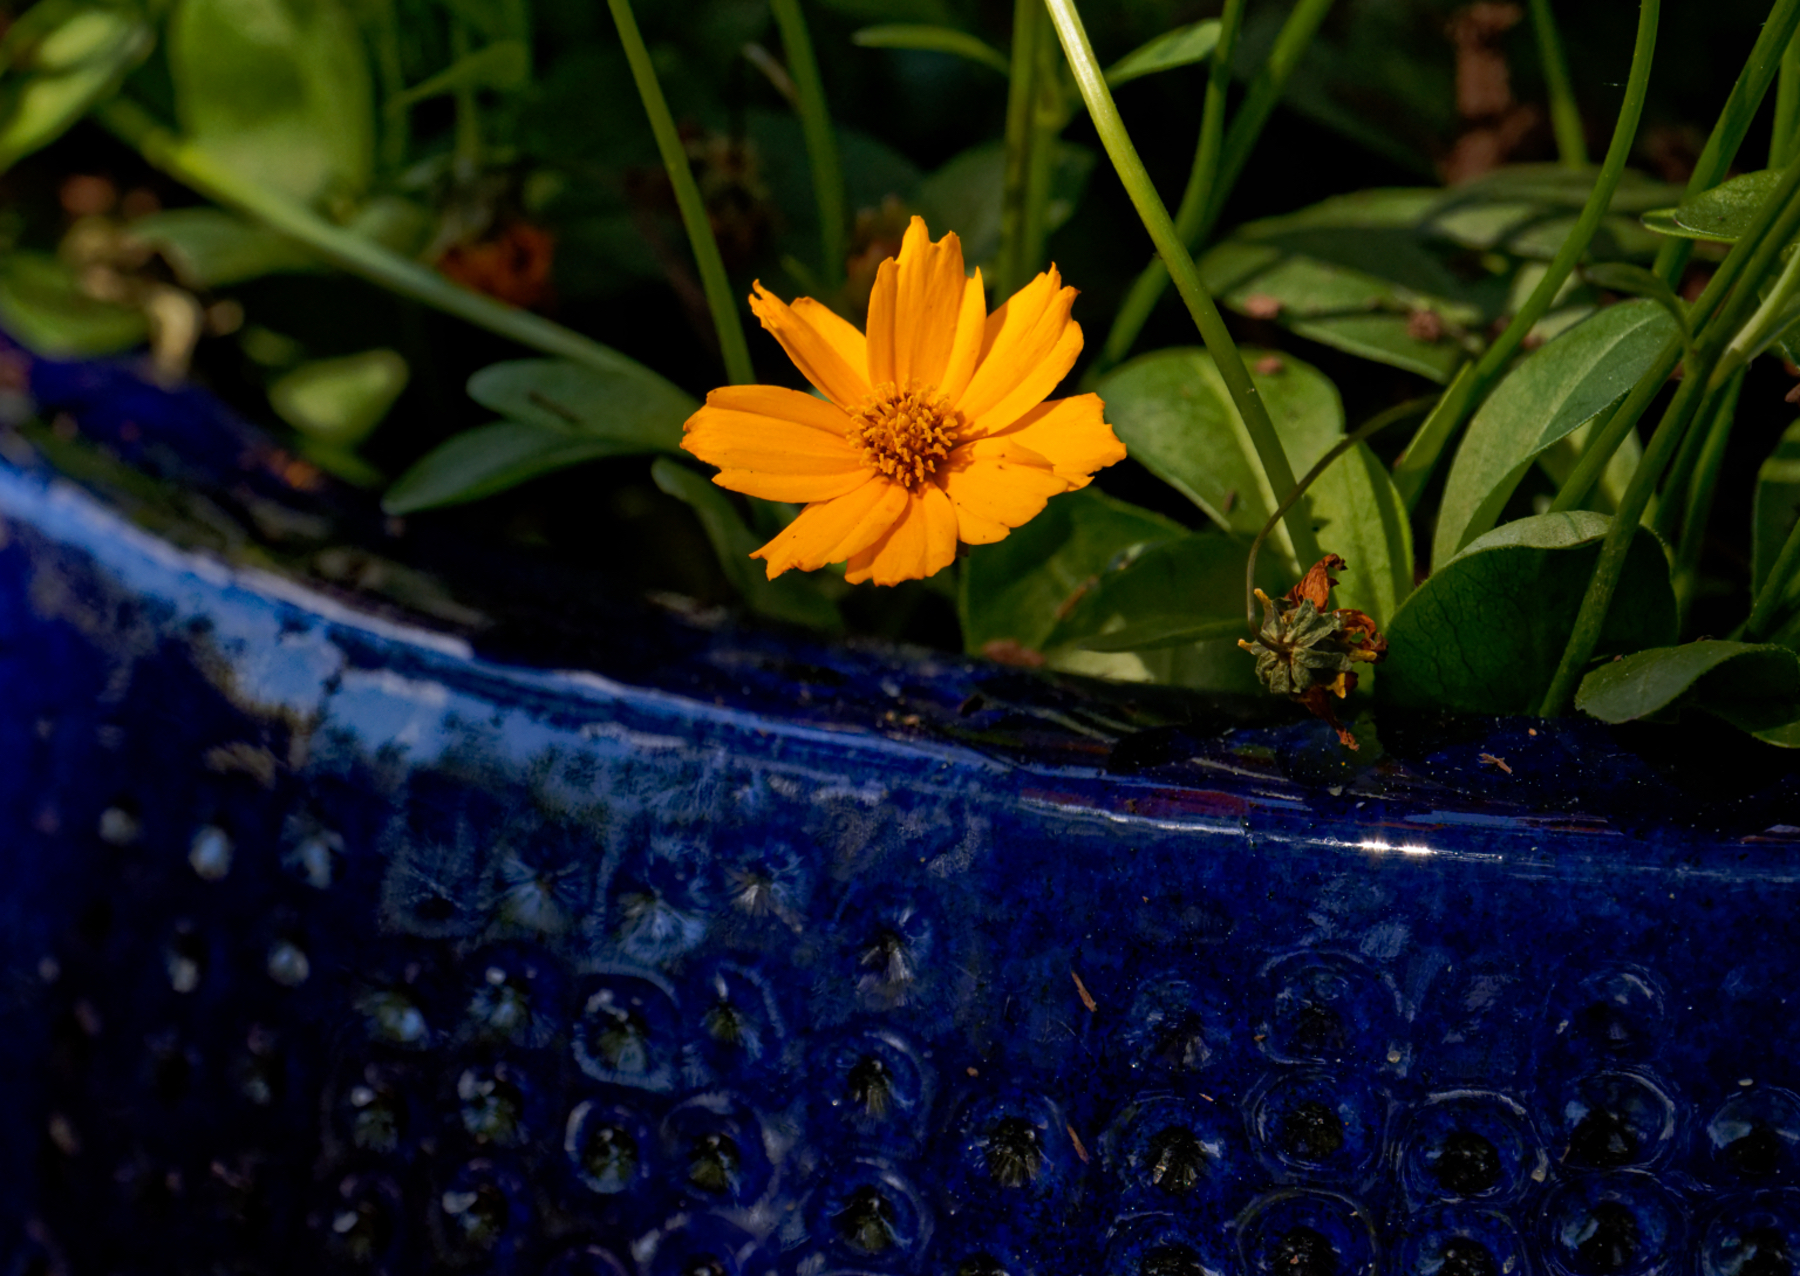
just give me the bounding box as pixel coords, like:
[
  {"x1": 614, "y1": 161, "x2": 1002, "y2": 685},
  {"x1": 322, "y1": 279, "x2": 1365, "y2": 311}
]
[
  {"x1": 129, "y1": 207, "x2": 319, "y2": 287},
  {"x1": 1434, "y1": 300, "x2": 1677, "y2": 568},
  {"x1": 1582, "y1": 262, "x2": 1689, "y2": 334},
  {"x1": 1308, "y1": 438, "x2": 1413, "y2": 630},
  {"x1": 168, "y1": 0, "x2": 374, "y2": 204},
  {"x1": 388, "y1": 39, "x2": 529, "y2": 110},
  {"x1": 466, "y1": 357, "x2": 695, "y2": 450},
  {"x1": 650, "y1": 459, "x2": 842, "y2": 632},
  {"x1": 0, "y1": 0, "x2": 153, "y2": 171},
  {"x1": 268, "y1": 348, "x2": 407, "y2": 447},
  {"x1": 1753, "y1": 420, "x2": 1800, "y2": 612},
  {"x1": 1425, "y1": 166, "x2": 1680, "y2": 262},
  {"x1": 916, "y1": 139, "x2": 1094, "y2": 268},
  {"x1": 382, "y1": 421, "x2": 641, "y2": 514},
  {"x1": 959, "y1": 486, "x2": 1182, "y2": 656},
  {"x1": 0, "y1": 251, "x2": 146, "y2": 356},
  {"x1": 1104, "y1": 20, "x2": 1220, "y2": 88},
  {"x1": 1641, "y1": 168, "x2": 1782, "y2": 245},
  {"x1": 849, "y1": 24, "x2": 1009, "y2": 76},
  {"x1": 1575, "y1": 640, "x2": 1800, "y2": 733},
  {"x1": 1379, "y1": 511, "x2": 1676, "y2": 715}
]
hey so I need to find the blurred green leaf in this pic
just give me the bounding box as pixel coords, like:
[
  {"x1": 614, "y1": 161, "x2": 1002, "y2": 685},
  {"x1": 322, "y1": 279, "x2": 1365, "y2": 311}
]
[
  {"x1": 466, "y1": 357, "x2": 694, "y2": 447},
  {"x1": 1575, "y1": 640, "x2": 1800, "y2": 734},
  {"x1": 388, "y1": 39, "x2": 529, "y2": 110},
  {"x1": 1308, "y1": 440, "x2": 1413, "y2": 632},
  {"x1": 268, "y1": 348, "x2": 408, "y2": 447},
  {"x1": 130, "y1": 207, "x2": 319, "y2": 287},
  {"x1": 0, "y1": 0, "x2": 153, "y2": 171},
  {"x1": 1642, "y1": 169, "x2": 1782, "y2": 245},
  {"x1": 1379, "y1": 511, "x2": 1676, "y2": 714},
  {"x1": 916, "y1": 138, "x2": 1093, "y2": 268},
  {"x1": 850, "y1": 24, "x2": 1008, "y2": 76},
  {"x1": 959, "y1": 485, "x2": 1181, "y2": 657},
  {"x1": 651, "y1": 458, "x2": 842, "y2": 632},
  {"x1": 0, "y1": 251, "x2": 146, "y2": 356},
  {"x1": 168, "y1": 0, "x2": 374, "y2": 204},
  {"x1": 383, "y1": 422, "x2": 642, "y2": 513},
  {"x1": 1104, "y1": 19, "x2": 1220, "y2": 88},
  {"x1": 1753, "y1": 420, "x2": 1800, "y2": 613},
  {"x1": 1434, "y1": 300, "x2": 1677, "y2": 569}
]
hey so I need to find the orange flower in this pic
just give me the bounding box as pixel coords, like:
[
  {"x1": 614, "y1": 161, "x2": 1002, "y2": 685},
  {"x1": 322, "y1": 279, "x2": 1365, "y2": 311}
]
[{"x1": 680, "y1": 216, "x2": 1126, "y2": 585}]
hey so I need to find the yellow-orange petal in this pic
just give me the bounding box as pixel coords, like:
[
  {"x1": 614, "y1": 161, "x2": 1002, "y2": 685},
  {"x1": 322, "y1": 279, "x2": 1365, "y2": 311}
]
[
  {"x1": 709, "y1": 467, "x2": 871, "y2": 503},
  {"x1": 953, "y1": 267, "x2": 1080, "y2": 427},
  {"x1": 790, "y1": 297, "x2": 869, "y2": 386},
  {"x1": 935, "y1": 436, "x2": 1067, "y2": 545},
  {"x1": 683, "y1": 400, "x2": 864, "y2": 478},
  {"x1": 865, "y1": 255, "x2": 899, "y2": 387},
  {"x1": 692, "y1": 384, "x2": 854, "y2": 436},
  {"x1": 878, "y1": 217, "x2": 971, "y2": 391},
  {"x1": 748, "y1": 282, "x2": 871, "y2": 409},
  {"x1": 751, "y1": 478, "x2": 908, "y2": 578},
  {"x1": 845, "y1": 483, "x2": 958, "y2": 585},
  {"x1": 983, "y1": 393, "x2": 1126, "y2": 490},
  {"x1": 936, "y1": 269, "x2": 989, "y2": 405}
]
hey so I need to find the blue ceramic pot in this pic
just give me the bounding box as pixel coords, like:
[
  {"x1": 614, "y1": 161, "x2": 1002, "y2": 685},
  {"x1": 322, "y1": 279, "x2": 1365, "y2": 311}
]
[{"x1": 3, "y1": 348, "x2": 1800, "y2": 1276}]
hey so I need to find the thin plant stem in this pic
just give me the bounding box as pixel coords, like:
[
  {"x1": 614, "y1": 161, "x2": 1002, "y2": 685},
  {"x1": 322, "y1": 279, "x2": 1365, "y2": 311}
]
[
  {"x1": 371, "y1": 0, "x2": 408, "y2": 173},
  {"x1": 1243, "y1": 395, "x2": 1437, "y2": 627},
  {"x1": 1748, "y1": 498, "x2": 1800, "y2": 638},
  {"x1": 95, "y1": 98, "x2": 687, "y2": 390},
  {"x1": 996, "y1": 0, "x2": 1046, "y2": 300},
  {"x1": 1043, "y1": 0, "x2": 1322, "y2": 573},
  {"x1": 1177, "y1": 0, "x2": 1247, "y2": 278},
  {"x1": 1093, "y1": 0, "x2": 1334, "y2": 375},
  {"x1": 1653, "y1": 370, "x2": 1728, "y2": 541},
  {"x1": 1389, "y1": 0, "x2": 1660, "y2": 512},
  {"x1": 607, "y1": 0, "x2": 754, "y2": 385},
  {"x1": 769, "y1": 0, "x2": 845, "y2": 289},
  {"x1": 1653, "y1": 0, "x2": 1800, "y2": 286},
  {"x1": 449, "y1": 16, "x2": 481, "y2": 182},
  {"x1": 1713, "y1": 235, "x2": 1800, "y2": 387},
  {"x1": 1541, "y1": 157, "x2": 1800, "y2": 715},
  {"x1": 1777, "y1": 24, "x2": 1800, "y2": 168},
  {"x1": 1527, "y1": 0, "x2": 1586, "y2": 168},
  {"x1": 1671, "y1": 368, "x2": 1743, "y2": 626}
]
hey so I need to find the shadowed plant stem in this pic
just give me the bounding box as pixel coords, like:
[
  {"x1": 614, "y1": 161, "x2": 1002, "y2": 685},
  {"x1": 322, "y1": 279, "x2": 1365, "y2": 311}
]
[
  {"x1": 1527, "y1": 0, "x2": 1585, "y2": 168},
  {"x1": 1092, "y1": 0, "x2": 1334, "y2": 376},
  {"x1": 1389, "y1": 0, "x2": 1659, "y2": 512},
  {"x1": 1653, "y1": 0, "x2": 1800, "y2": 286},
  {"x1": 1043, "y1": 0, "x2": 1321, "y2": 574},
  {"x1": 1670, "y1": 369, "x2": 1743, "y2": 627},
  {"x1": 996, "y1": 0, "x2": 1047, "y2": 300},
  {"x1": 95, "y1": 98, "x2": 689, "y2": 392},
  {"x1": 1778, "y1": 23, "x2": 1800, "y2": 168},
  {"x1": 607, "y1": 0, "x2": 755, "y2": 385},
  {"x1": 769, "y1": 0, "x2": 845, "y2": 289}
]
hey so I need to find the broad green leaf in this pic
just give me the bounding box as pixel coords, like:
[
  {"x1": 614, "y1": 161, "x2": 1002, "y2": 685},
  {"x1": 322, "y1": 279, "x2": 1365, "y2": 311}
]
[
  {"x1": 1308, "y1": 440, "x2": 1413, "y2": 630},
  {"x1": 1104, "y1": 20, "x2": 1220, "y2": 88},
  {"x1": 650, "y1": 459, "x2": 842, "y2": 632},
  {"x1": 1434, "y1": 300, "x2": 1677, "y2": 568},
  {"x1": 1379, "y1": 511, "x2": 1676, "y2": 715},
  {"x1": 388, "y1": 39, "x2": 529, "y2": 110},
  {"x1": 1582, "y1": 262, "x2": 1689, "y2": 334},
  {"x1": 129, "y1": 208, "x2": 319, "y2": 287},
  {"x1": 269, "y1": 349, "x2": 407, "y2": 447},
  {"x1": 850, "y1": 24, "x2": 1009, "y2": 76},
  {"x1": 1425, "y1": 166, "x2": 1680, "y2": 261},
  {"x1": 168, "y1": 0, "x2": 374, "y2": 204},
  {"x1": 1641, "y1": 169, "x2": 1781, "y2": 244},
  {"x1": 0, "y1": 0, "x2": 153, "y2": 171},
  {"x1": 1575, "y1": 640, "x2": 1800, "y2": 733},
  {"x1": 916, "y1": 140, "x2": 1094, "y2": 268},
  {"x1": 466, "y1": 357, "x2": 694, "y2": 450},
  {"x1": 958, "y1": 486, "x2": 1182, "y2": 657},
  {"x1": 0, "y1": 251, "x2": 146, "y2": 356},
  {"x1": 382, "y1": 421, "x2": 642, "y2": 513},
  {"x1": 1753, "y1": 420, "x2": 1800, "y2": 611}
]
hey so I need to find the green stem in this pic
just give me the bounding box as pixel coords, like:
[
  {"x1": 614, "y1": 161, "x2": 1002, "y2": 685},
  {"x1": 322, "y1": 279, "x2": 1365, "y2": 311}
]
[
  {"x1": 1044, "y1": 0, "x2": 1320, "y2": 573},
  {"x1": 1019, "y1": 25, "x2": 1065, "y2": 285},
  {"x1": 996, "y1": 0, "x2": 1045, "y2": 300},
  {"x1": 1527, "y1": 0, "x2": 1586, "y2": 168},
  {"x1": 449, "y1": 17, "x2": 481, "y2": 182},
  {"x1": 1541, "y1": 157, "x2": 1800, "y2": 715},
  {"x1": 1777, "y1": 24, "x2": 1800, "y2": 168},
  {"x1": 1671, "y1": 368, "x2": 1743, "y2": 626},
  {"x1": 607, "y1": 0, "x2": 754, "y2": 384},
  {"x1": 1653, "y1": 0, "x2": 1800, "y2": 285},
  {"x1": 1390, "y1": 0, "x2": 1659, "y2": 511},
  {"x1": 1177, "y1": 0, "x2": 1247, "y2": 273},
  {"x1": 1092, "y1": 0, "x2": 1334, "y2": 375},
  {"x1": 94, "y1": 98, "x2": 684, "y2": 391},
  {"x1": 1749, "y1": 496, "x2": 1800, "y2": 638},
  {"x1": 372, "y1": 0, "x2": 408, "y2": 172},
  {"x1": 1713, "y1": 236, "x2": 1800, "y2": 386},
  {"x1": 769, "y1": 0, "x2": 845, "y2": 289},
  {"x1": 1653, "y1": 373, "x2": 1726, "y2": 541}
]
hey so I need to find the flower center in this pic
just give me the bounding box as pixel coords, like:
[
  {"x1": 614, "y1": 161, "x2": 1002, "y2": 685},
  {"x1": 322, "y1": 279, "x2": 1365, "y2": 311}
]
[{"x1": 848, "y1": 381, "x2": 961, "y2": 490}]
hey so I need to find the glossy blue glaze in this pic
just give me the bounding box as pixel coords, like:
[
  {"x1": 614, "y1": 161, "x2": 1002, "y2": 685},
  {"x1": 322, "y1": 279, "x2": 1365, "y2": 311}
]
[{"x1": 3, "y1": 351, "x2": 1800, "y2": 1275}]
